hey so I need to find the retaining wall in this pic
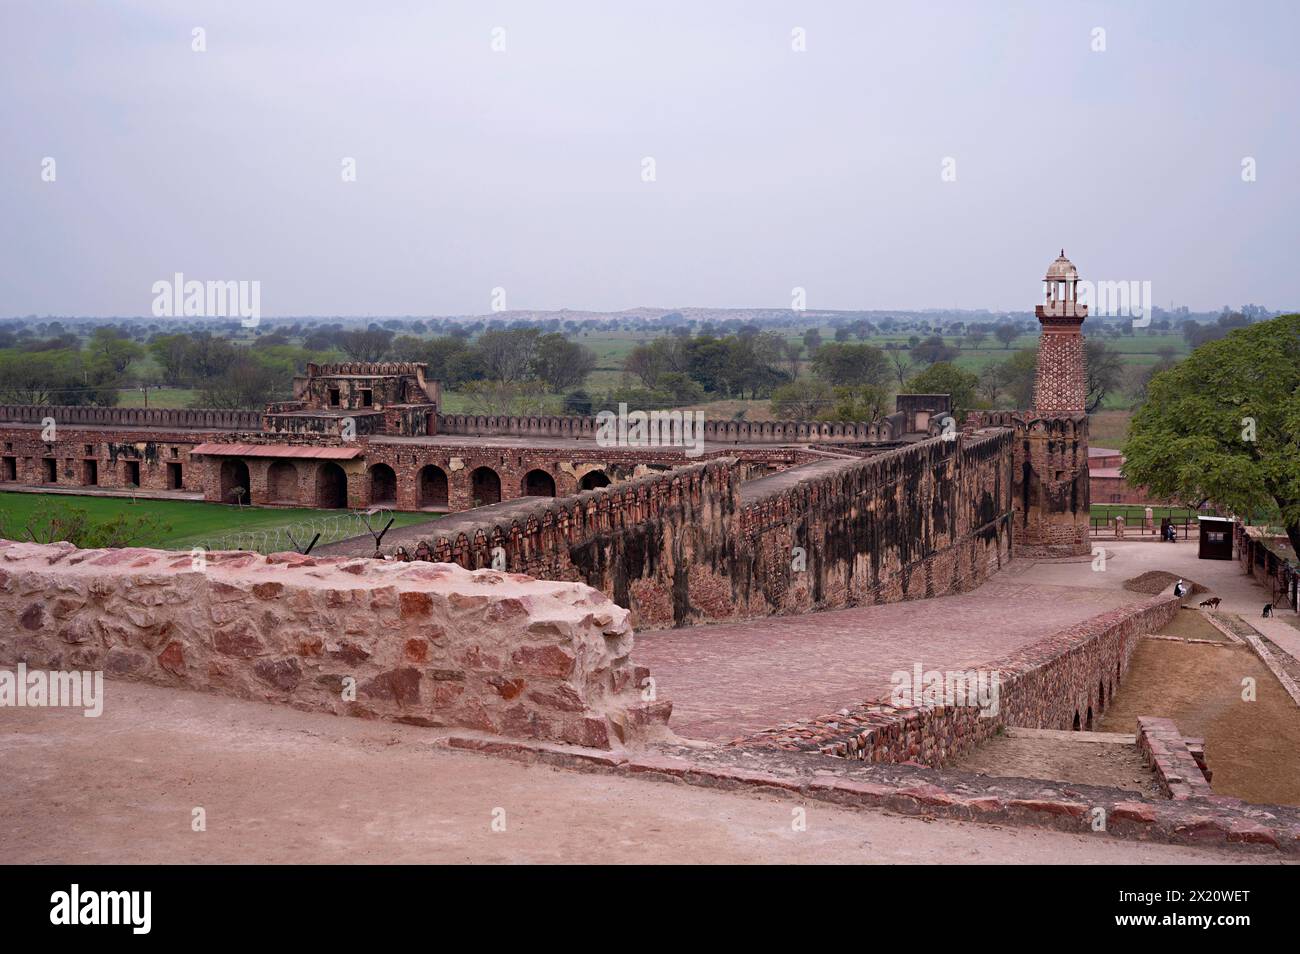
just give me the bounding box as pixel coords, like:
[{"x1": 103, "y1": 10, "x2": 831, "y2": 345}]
[
  {"x1": 0, "y1": 539, "x2": 670, "y2": 749},
  {"x1": 739, "y1": 594, "x2": 1181, "y2": 767}
]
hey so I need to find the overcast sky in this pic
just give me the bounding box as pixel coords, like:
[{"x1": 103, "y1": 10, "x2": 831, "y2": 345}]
[{"x1": 2, "y1": 0, "x2": 1297, "y2": 318}]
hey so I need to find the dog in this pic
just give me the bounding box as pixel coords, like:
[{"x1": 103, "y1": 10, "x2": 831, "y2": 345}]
[
  {"x1": 1199, "y1": 597, "x2": 1221, "y2": 610},
  {"x1": 1263, "y1": 603, "x2": 1274, "y2": 618}
]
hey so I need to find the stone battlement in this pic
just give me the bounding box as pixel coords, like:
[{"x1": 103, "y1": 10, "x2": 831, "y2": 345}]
[{"x1": 0, "y1": 404, "x2": 262, "y2": 431}]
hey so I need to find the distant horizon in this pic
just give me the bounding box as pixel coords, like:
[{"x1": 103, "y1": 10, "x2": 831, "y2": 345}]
[
  {"x1": 1, "y1": 302, "x2": 1289, "y2": 324},
  {"x1": 4, "y1": 1, "x2": 1297, "y2": 318}
]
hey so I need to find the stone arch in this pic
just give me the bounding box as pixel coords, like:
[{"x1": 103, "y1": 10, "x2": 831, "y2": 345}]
[
  {"x1": 368, "y1": 463, "x2": 397, "y2": 506},
  {"x1": 469, "y1": 466, "x2": 501, "y2": 506},
  {"x1": 1072, "y1": 710, "x2": 1081, "y2": 732},
  {"x1": 219, "y1": 459, "x2": 251, "y2": 505},
  {"x1": 317, "y1": 462, "x2": 348, "y2": 509},
  {"x1": 579, "y1": 470, "x2": 611, "y2": 491},
  {"x1": 1085, "y1": 706, "x2": 1094, "y2": 731},
  {"x1": 521, "y1": 469, "x2": 556, "y2": 497},
  {"x1": 266, "y1": 460, "x2": 299, "y2": 504},
  {"x1": 418, "y1": 464, "x2": 448, "y2": 508}
]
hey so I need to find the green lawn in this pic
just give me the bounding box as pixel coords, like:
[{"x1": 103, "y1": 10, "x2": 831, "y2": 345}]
[
  {"x1": 1089, "y1": 504, "x2": 1200, "y2": 523},
  {"x1": 0, "y1": 492, "x2": 433, "y2": 552},
  {"x1": 116, "y1": 387, "x2": 200, "y2": 409}
]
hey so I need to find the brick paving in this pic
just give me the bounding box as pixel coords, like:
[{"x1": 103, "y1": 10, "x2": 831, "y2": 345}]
[{"x1": 632, "y1": 578, "x2": 1136, "y2": 741}]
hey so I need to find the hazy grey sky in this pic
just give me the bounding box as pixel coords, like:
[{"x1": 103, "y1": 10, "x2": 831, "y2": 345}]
[{"x1": 3, "y1": 0, "x2": 1297, "y2": 318}]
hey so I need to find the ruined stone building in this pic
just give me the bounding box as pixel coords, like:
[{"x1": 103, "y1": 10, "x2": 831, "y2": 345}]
[{"x1": 0, "y1": 252, "x2": 1091, "y2": 600}]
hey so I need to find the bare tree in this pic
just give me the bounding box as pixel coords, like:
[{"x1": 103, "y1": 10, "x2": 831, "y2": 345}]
[{"x1": 338, "y1": 329, "x2": 394, "y2": 362}]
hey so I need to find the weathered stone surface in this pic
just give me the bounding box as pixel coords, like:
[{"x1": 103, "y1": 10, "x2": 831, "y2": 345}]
[{"x1": 0, "y1": 540, "x2": 667, "y2": 750}]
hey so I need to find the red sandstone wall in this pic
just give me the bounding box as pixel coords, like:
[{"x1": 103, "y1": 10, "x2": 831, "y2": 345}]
[
  {"x1": 436, "y1": 412, "x2": 900, "y2": 445},
  {"x1": 964, "y1": 411, "x2": 1090, "y2": 557},
  {"x1": 0, "y1": 539, "x2": 671, "y2": 749},
  {"x1": 353, "y1": 460, "x2": 739, "y2": 630},
  {"x1": 735, "y1": 429, "x2": 1015, "y2": 615},
  {"x1": 362, "y1": 431, "x2": 1019, "y2": 629},
  {"x1": 0, "y1": 424, "x2": 212, "y2": 493}
]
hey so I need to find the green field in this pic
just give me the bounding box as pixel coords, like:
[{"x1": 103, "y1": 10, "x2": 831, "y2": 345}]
[
  {"x1": 1090, "y1": 504, "x2": 1200, "y2": 522},
  {"x1": 116, "y1": 387, "x2": 200, "y2": 409},
  {"x1": 0, "y1": 492, "x2": 433, "y2": 552},
  {"x1": 451, "y1": 325, "x2": 1192, "y2": 418}
]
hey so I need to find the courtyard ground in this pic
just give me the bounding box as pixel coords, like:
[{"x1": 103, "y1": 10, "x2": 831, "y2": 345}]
[
  {"x1": 0, "y1": 677, "x2": 1280, "y2": 865},
  {"x1": 1010, "y1": 539, "x2": 1300, "y2": 661},
  {"x1": 634, "y1": 578, "x2": 1136, "y2": 740}
]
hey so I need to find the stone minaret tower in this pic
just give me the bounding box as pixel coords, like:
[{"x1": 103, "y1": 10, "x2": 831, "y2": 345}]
[
  {"x1": 1009, "y1": 249, "x2": 1091, "y2": 558},
  {"x1": 1033, "y1": 250, "x2": 1088, "y2": 415}
]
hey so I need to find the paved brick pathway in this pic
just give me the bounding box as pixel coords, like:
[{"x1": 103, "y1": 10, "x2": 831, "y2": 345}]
[{"x1": 633, "y1": 579, "x2": 1136, "y2": 741}]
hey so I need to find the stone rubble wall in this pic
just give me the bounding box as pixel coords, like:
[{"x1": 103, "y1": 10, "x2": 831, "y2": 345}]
[
  {"x1": 1136, "y1": 716, "x2": 1215, "y2": 799},
  {"x1": 0, "y1": 539, "x2": 670, "y2": 750}
]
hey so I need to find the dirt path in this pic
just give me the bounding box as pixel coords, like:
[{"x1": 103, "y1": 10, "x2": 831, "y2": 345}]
[
  {"x1": 1098, "y1": 639, "x2": 1300, "y2": 806},
  {"x1": 950, "y1": 732, "x2": 1163, "y2": 797},
  {"x1": 1159, "y1": 608, "x2": 1234, "y2": 642},
  {"x1": 0, "y1": 676, "x2": 1277, "y2": 865}
]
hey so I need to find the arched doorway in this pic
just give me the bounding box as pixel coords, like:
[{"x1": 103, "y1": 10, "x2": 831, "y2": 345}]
[
  {"x1": 418, "y1": 465, "x2": 448, "y2": 509},
  {"x1": 469, "y1": 466, "x2": 501, "y2": 506},
  {"x1": 317, "y1": 462, "x2": 348, "y2": 509},
  {"x1": 267, "y1": 461, "x2": 299, "y2": 504},
  {"x1": 369, "y1": 463, "x2": 397, "y2": 506},
  {"x1": 219, "y1": 459, "x2": 251, "y2": 505},
  {"x1": 579, "y1": 470, "x2": 611, "y2": 491},
  {"x1": 521, "y1": 469, "x2": 556, "y2": 497}
]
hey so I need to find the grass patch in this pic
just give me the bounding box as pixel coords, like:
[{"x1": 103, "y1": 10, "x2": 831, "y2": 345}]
[
  {"x1": 116, "y1": 388, "x2": 200, "y2": 409},
  {"x1": 0, "y1": 492, "x2": 431, "y2": 551}
]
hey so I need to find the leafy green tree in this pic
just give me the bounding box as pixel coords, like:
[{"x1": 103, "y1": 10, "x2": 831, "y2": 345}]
[
  {"x1": 995, "y1": 348, "x2": 1039, "y2": 409},
  {"x1": 533, "y1": 334, "x2": 597, "y2": 392},
  {"x1": 1123, "y1": 314, "x2": 1300, "y2": 552},
  {"x1": 564, "y1": 389, "x2": 593, "y2": 415},
  {"x1": 810, "y1": 343, "x2": 889, "y2": 388},
  {"x1": 818, "y1": 384, "x2": 889, "y2": 422},
  {"x1": 905, "y1": 362, "x2": 979, "y2": 417},
  {"x1": 912, "y1": 335, "x2": 957, "y2": 366},
  {"x1": 89, "y1": 327, "x2": 143, "y2": 375},
  {"x1": 683, "y1": 335, "x2": 730, "y2": 393}
]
